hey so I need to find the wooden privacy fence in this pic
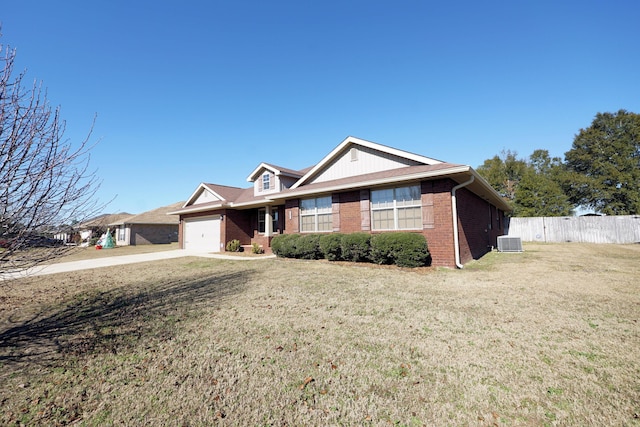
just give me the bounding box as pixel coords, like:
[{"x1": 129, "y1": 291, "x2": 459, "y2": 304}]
[{"x1": 506, "y1": 215, "x2": 640, "y2": 244}]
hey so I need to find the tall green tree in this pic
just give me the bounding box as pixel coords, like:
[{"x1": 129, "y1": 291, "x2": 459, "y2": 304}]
[
  {"x1": 476, "y1": 150, "x2": 528, "y2": 202},
  {"x1": 478, "y1": 149, "x2": 574, "y2": 217},
  {"x1": 513, "y1": 168, "x2": 574, "y2": 217},
  {"x1": 564, "y1": 110, "x2": 640, "y2": 215}
]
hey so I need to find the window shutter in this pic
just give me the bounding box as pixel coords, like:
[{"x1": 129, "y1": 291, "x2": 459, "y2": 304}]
[
  {"x1": 270, "y1": 173, "x2": 275, "y2": 189},
  {"x1": 360, "y1": 189, "x2": 370, "y2": 231}
]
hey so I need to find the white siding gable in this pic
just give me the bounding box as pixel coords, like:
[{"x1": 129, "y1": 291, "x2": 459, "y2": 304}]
[
  {"x1": 253, "y1": 170, "x2": 278, "y2": 197},
  {"x1": 307, "y1": 145, "x2": 422, "y2": 184},
  {"x1": 193, "y1": 189, "x2": 222, "y2": 205}
]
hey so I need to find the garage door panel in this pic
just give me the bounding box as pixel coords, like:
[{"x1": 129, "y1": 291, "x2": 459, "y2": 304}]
[{"x1": 184, "y1": 215, "x2": 221, "y2": 252}]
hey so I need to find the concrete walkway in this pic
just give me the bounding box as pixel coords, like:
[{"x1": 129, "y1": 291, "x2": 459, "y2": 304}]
[{"x1": 1, "y1": 250, "x2": 276, "y2": 279}]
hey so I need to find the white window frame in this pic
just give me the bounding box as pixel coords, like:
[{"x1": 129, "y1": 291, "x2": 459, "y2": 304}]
[
  {"x1": 370, "y1": 185, "x2": 422, "y2": 230},
  {"x1": 262, "y1": 173, "x2": 271, "y2": 191},
  {"x1": 258, "y1": 208, "x2": 279, "y2": 234},
  {"x1": 300, "y1": 196, "x2": 332, "y2": 232}
]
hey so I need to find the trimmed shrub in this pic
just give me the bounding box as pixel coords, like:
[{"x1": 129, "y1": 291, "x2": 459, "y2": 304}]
[
  {"x1": 371, "y1": 232, "x2": 431, "y2": 267},
  {"x1": 341, "y1": 232, "x2": 371, "y2": 262},
  {"x1": 271, "y1": 234, "x2": 301, "y2": 258},
  {"x1": 270, "y1": 234, "x2": 284, "y2": 255},
  {"x1": 226, "y1": 239, "x2": 241, "y2": 252},
  {"x1": 319, "y1": 233, "x2": 344, "y2": 261},
  {"x1": 369, "y1": 233, "x2": 397, "y2": 265},
  {"x1": 297, "y1": 234, "x2": 322, "y2": 259},
  {"x1": 251, "y1": 242, "x2": 264, "y2": 254}
]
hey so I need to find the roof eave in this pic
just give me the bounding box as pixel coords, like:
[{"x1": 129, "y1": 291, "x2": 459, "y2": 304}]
[
  {"x1": 272, "y1": 165, "x2": 472, "y2": 200},
  {"x1": 167, "y1": 203, "x2": 229, "y2": 215}
]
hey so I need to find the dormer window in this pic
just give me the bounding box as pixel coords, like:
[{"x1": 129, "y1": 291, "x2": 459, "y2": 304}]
[{"x1": 262, "y1": 173, "x2": 270, "y2": 191}]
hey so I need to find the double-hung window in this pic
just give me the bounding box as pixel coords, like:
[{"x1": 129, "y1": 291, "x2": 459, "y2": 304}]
[
  {"x1": 262, "y1": 173, "x2": 271, "y2": 191},
  {"x1": 371, "y1": 185, "x2": 422, "y2": 230},
  {"x1": 258, "y1": 208, "x2": 279, "y2": 234},
  {"x1": 300, "y1": 196, "x2": 332, "y2": 232}
]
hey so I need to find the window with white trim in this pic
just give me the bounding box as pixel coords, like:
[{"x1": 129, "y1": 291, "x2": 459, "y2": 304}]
[
  {"x1": 258, "y1": 208, "x2": 279, "y2": 234},
  {"x1": 262, "y1": 173, "x2": 271, "y2": 191},
  {"x1": 371, "y1": 185, "x2": 422, "y2": 230},
  {"x1": 300, "y1": 196, "x2": 332, "y2": 232}
]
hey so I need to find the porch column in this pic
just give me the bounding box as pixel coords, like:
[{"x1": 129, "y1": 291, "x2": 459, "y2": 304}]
[{"x1": 264, "y1": 205, "x2": 273, "y2": 237}]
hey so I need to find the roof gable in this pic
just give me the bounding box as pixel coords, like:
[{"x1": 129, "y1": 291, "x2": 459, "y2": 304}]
[
  {"x1": 247, "y1": 162, "x2": 304, "y2": 182},
  {"x1": 291, "y1": 136, "x2": 443, "y2": 189},
  {"x1": 183, "y1": 183, "x2": 245, "y2": 208}
]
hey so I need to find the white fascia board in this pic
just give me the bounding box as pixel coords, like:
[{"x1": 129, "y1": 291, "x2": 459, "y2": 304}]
[
  {"x1": 247, "y1": 163, "x2": 270, "y2": 182},
  {"x1": 167, "y1": 203, "x2": 227, "y2": 215},
  {"x1": 228, "y1": 199, "x2": 276, "y2": 209},
  {"x1": 290, "y1": 136, "x2": 443, "y2": 190},
  {"x1": 468, "y1": 168, "x2": 513, "y2": 211},
  {"x1": 275, "y1": 165, "x2": 471, "y2": 200},
  {"x1": 247, "y1": 162, "x2": 292, "y2": 182},
  {"x1": 183, "y1": 183, "x2": 226, "y2": 207}
]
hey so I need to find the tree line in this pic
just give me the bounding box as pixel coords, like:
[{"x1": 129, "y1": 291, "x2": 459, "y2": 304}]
[{"x1": 476, "y1": 110, "x2": 640, "y2": 217}]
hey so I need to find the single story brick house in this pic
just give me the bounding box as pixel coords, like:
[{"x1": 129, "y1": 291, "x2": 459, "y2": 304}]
[
  {"x1": 168, "y1": 137, "x2": 511, "y2": 267},
  {"x1": 110, "y1": 201, "x2": 183, "y2": 245}
]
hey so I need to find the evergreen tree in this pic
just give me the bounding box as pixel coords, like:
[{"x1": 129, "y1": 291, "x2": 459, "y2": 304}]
[
  {"x1": 513, "y1": 169, "x2": 574, "y2": 217},
  {"x1": 564, "y1": 110, "x2": 640, "y2": 215},
  {"x1": 476, "y1": 150, "x2": 527, "y2": 203},
  {"x1": 478, "y1": 149, "x2": 574, "y2": 217}
]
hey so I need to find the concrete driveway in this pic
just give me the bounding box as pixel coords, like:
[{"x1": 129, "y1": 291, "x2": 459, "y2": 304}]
[{"x1": 1, "y1": 250, "x2": 276, "y2": 280}]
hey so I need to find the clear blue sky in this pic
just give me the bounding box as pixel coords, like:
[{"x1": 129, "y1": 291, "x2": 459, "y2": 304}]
[{"x1": 3, "y1": 0, "x2": 639, "y2": 214}]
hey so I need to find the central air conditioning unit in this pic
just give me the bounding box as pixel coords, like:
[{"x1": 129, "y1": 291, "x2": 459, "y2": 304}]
[{"x1": 497, "y1": 236, "x2": 523, "y2": 252}]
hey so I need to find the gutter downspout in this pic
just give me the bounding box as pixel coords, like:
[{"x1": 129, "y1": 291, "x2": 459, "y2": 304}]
[{"x1": 452, "y1": 175, "x2": 475, "y2": 269}]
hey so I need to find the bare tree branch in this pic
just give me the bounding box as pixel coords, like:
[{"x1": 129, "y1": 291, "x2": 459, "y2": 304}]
[{"x1": 1, "y1": 37, "x2": 104, "y2": 278}]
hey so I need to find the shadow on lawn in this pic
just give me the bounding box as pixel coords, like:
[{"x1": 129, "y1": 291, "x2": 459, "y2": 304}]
[{"x1": 0, "y1": 269, "x2": 251, "y2": 367}]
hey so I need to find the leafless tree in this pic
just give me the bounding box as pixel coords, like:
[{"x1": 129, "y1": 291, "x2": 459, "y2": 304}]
[{"x1": 1, "y1": 37, "x2": 103, "y2": 277}]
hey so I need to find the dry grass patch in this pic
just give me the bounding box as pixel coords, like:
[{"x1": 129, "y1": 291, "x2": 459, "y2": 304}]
[{"x1": 1, "y1": 243, "x2": 639, "y2": 426}]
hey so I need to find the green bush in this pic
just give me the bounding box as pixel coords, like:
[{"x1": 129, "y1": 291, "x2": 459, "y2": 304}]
[
  {"x1": 371, "y1": 232, "x2": 431, "y2": 267},
  {"x1": 251, "y1": 242, "x2": 264, "y2": 254},
  {"x1": 273, "y1": 232, "x2": 430, "y2": 268},
  {"x1": 370, "y1": 233, "x2": 397, "y2": 265},
  {"x1": 341, "y1": 232, "x2": 371, "y2": 262},
  {"x1": 270, "y1": 234, "x2": 285, "y2": 256},
  {"x1": 319, "y1": 233, "x2": 344, "y2": 261},
  {"x1": 271, "y1": 234, "x2": 301, "y2": 258},
  {"x1": 226, "y1": 239, "x2": 241, "y2": 252},
  {"x1": 296, "y1": 234, "x2": 322, "y2": 259}
]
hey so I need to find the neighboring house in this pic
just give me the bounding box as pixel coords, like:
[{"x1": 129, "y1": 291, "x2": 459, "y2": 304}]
[
  {"x1": 74, "y1": 213, "x2": 133, "y2": 244},
  {"x1": 110, "y1": 202, "x2": 183, "y2": 245},
  {"x1": 169, "y1": 137, "x2": 511, "y2": 267}
]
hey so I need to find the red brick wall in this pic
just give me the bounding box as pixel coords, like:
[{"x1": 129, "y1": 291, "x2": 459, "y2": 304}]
[
  {"x1": 337, "y1": 191, "x2": 361, "y2": 233},
  {"x1": 422, "y1": 179, "x2": 456, "y2": 267},
  {"x1": 224, "y1": 209, "x2": 252, "y2": 246},
  {"x1": 285, "y1": 199, "x2": 299, "y2": 233},
  {"x1": 455, "y1": 187, "x2": 492, "y2": 264}
]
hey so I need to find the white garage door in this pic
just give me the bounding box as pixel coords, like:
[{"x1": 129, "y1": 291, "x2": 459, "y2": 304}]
[{"x1": 184, "y1": 215, "x2": 221, "y2": 252}]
